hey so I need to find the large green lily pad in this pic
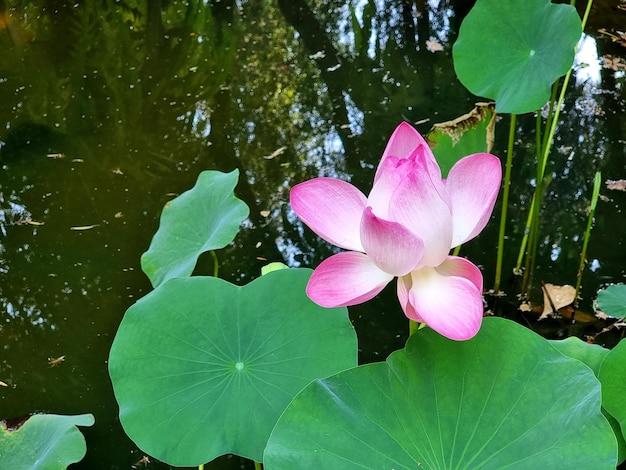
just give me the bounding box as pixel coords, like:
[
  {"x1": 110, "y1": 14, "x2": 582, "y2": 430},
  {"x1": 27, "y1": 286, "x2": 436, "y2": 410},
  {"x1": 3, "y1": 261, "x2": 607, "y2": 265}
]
[
  {"x1": 264, "y1": 317, "x2": 616, "y2": 469},
  {"x1": 0, "y1": 413, "x2": 94, "y2": 469},
  {"x1": 453, "y1": 0, "x2": 582, "y2": 114},
  {"x1": 599, "y1": 339, "x2": 626, "y2": 441},
  {"x1": 141, "y1": 169, "x2": 249, "y2": 287},
  {"x1": 108, "y1": 268, "x2": 357, "y2": 466},
  {"x1": 549, "y1": 336, "x2": 610, "y2": 375}
]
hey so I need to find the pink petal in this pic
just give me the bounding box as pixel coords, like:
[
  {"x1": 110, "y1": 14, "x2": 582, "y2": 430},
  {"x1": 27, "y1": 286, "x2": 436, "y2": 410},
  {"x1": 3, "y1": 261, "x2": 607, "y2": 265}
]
[
  {"x1": 374, "y1": 122, "x2": 432, "y2": 183},
  {"x1": 446, "y1": 153, "x2": 502, "y2": 247},
  {"x1": 291, "y1": 178, "x2": 366, "y2": 252},
  {"x1": 387, "y1": 150, "x2": 453, "y2": 267},
  {"x1": 360, "y1": 207, "x2": 424, "y2": 276},
  {"x1": 406, "y1": 258, "x2": 484, "y2": 341},
  {"x1": 367, "y1": 156, "x2": 405, "y2": 219},
  {"x1": 306, "y1": 251, "x2": 393, "y2": 307},
  {"x1": 397, "y1": 275, "x2": 425, "y2": 323}
]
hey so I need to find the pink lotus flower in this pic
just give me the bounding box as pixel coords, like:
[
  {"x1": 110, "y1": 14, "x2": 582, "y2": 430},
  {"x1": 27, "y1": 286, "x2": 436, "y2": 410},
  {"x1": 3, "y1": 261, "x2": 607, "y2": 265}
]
[{"x1": 290, "y1": 122, "x2": 502, "y2": 341}]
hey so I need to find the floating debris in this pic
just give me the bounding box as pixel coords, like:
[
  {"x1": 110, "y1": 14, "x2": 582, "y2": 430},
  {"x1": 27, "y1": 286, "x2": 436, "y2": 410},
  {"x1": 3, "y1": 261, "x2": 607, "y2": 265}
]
[
  {"x1": 426, "y1": 39, "x2": 444, "y2": 52},
  {"x1": 539, "y1": 283, "x2": 576, "y2": 320},
  {"x1": 48, "y1": 355, "x2": 65, "y2": 367},
  {"x1": 263, "y1": 146, "x2": 287, "y2": 160},
  {"x1": 70, "y1": 224, "x2": 100, "y2": 231}
]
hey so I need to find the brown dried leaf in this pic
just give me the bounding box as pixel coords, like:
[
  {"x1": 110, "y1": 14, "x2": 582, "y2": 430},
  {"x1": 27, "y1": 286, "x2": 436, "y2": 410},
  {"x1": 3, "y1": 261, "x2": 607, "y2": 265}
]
[{"x1": 539, "y1": 283, "x2": 576, "y2": 320}]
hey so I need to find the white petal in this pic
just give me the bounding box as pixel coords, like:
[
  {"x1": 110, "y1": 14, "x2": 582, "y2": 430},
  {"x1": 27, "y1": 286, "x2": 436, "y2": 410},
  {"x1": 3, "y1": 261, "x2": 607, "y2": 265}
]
[{"x1": 406, "y1": 259, "x2": 484, "y2": 341}]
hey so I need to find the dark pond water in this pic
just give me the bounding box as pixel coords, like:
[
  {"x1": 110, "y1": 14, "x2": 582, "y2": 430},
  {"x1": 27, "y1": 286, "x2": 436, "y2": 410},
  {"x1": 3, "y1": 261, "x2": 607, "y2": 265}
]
[{"x1": 1, "y1": 1, "x2": 625, "y2": 468}]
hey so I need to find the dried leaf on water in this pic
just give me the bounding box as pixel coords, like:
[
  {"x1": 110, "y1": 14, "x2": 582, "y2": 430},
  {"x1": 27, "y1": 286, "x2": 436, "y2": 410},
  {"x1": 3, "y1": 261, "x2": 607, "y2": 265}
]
[
  {"x1": 70, "y1": 224, "x2": 100, "y2": 231},
  {"x1": 539, "y1": 283, "x2": 576, "y2": 320}
]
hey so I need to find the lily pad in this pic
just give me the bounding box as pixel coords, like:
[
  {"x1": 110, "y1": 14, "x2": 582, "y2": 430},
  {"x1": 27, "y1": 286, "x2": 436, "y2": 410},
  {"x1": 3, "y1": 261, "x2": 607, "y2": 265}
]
[
  {"x1": 427, "y1": 102, "x2": 496, "y2": 177},
  {"x1": 549, "y1": 336, "x2": 609, "y2": 375},
  {"x1": 141, "y1": 169, "x2": 249, "y2": 287},
  {"x1": 597, "y1": 284, "x2": 626, "y2": 318},
  {"x1": 108, "y1": 268, "x2": 357, "y2": 466},
  {"x1": 453, "y1": 0, "x2": 582, "y2": 114},
  {"x1": 264, "y1": 317, "x2": 616, "y2": 469},
  {"x1": 0, "y1": 413, "x2": 94, "y2": 469},
  {"x1": 599, "y1": 339, "x2": 626, "y2": 440}
]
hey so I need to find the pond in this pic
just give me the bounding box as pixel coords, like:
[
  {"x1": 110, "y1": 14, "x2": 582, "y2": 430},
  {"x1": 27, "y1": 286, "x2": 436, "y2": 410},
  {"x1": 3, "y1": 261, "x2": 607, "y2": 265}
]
[{"x1": 0, "y1": 0, "x2": 625, "y2": 468}]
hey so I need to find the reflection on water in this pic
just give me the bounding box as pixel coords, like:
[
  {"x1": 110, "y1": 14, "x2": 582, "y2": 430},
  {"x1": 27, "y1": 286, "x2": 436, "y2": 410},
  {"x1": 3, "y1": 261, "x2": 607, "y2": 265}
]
[{"x1": 0, "y1": 1, "x2": 624, "y2": 468}]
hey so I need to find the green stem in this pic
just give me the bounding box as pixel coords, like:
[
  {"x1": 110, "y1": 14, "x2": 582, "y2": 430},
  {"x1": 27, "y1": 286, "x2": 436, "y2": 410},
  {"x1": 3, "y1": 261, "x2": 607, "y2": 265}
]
[
  {"x1": 254, "y1": 461, "x2": 263, "y2": 470},
  {"x1": 575, "y1": 171, "x2": 601, "y2": 299},
  {"x1": 199, "y1": 465, "x2": 204, "y2": 470},
  {"x1": 409, "y1": 319, "x2": 420, "y2": 336},
  {"x1": 210, "y1": 250, "x2": 219, "y2": 277},
  {"x1": 517, "y1": 0, "x2": 594, "y2": 294},
  {"x1": 514, "y1": 192, "x2": 536, "y2": 275},
  {"x1": 494, "y1": 113, "x2": 516, "y2": 292}
]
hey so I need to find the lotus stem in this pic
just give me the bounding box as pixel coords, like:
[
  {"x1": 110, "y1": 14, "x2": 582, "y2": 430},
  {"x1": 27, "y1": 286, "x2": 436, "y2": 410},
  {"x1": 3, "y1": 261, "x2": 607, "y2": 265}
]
[
  {"x1": 517, "y1": 0, "x2": 593, "y2": 294},
  {"x1": 210, "y1": 250, "x2": 219, "y2": 277},
  {"x1": 575, "y1": 171, "x2": 601, "y2": 300},
  {"x1": 494, "y1": 113, "x2": 516, "y2": 293},
  {"x1": 254, "y1": 461, "x2": 263, "y2": 470}
]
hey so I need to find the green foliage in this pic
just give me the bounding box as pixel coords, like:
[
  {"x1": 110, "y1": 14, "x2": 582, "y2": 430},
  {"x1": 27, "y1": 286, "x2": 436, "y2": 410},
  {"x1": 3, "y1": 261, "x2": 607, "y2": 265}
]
[
  {"x1": 550, "y1": 336, "x2": 626, "y2": 463},
  {"x1": 108, "y1": 269, "x2": 357, "y2": 466},
  {"x1": 597, "y1": 284, "x2": 626, "y2": 318},
  {"x1": 0, "y1": 414, "x2": 94, "y2": 469},
  {"x1": 141, "y1": 170, "x2": 249, "y2": 287},
  {"x1": 427, "y1": 102, "x2": 496, "y2": 177},
  {"x1": 600, "y1": 340, "x2": 626, "y2": 449},
  {"x1": 549, "y1": 336, "x2": 610, "y2": 375},
  {"x1": 264, "y1": 318, "x2": 617, "y2": 469},
  {"x1": 453, "y1": 0, "x2": 582, "y2": 114}
]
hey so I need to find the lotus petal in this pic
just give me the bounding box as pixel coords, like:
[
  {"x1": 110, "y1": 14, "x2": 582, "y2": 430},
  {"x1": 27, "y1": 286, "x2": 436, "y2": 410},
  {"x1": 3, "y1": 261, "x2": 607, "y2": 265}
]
[
  {"x1": 446, "y1": 153, "x2": 502, "y2": 246},
  {"x1": 360, "y1": 207, "x2": 424, "y2": 276},
  {"x1": 407, "y1": 259, "x2": 483, "y2": 340},
  {"x1": 306, "y1": 251, "x2": 393, "y2": 307},
  {"x1": 291, "y1": 178, "x2": 366, "y2": 251}
]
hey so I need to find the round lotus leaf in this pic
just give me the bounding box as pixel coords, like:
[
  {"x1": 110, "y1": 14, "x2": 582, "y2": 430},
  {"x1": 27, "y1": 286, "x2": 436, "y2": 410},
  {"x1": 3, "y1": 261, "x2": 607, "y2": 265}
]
[
  {"x1": 453, "y1": 0, "x2": 582, "y2": 114},
  {"x1": 108, "y1": 268, "x2": 357, "y2": 466},
  {"x1": 597, "y1": 284, "x2": 626, "y2": 318},
  {"x1": 264, "y1": 317, "x2": 616, "y2": 469}
]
